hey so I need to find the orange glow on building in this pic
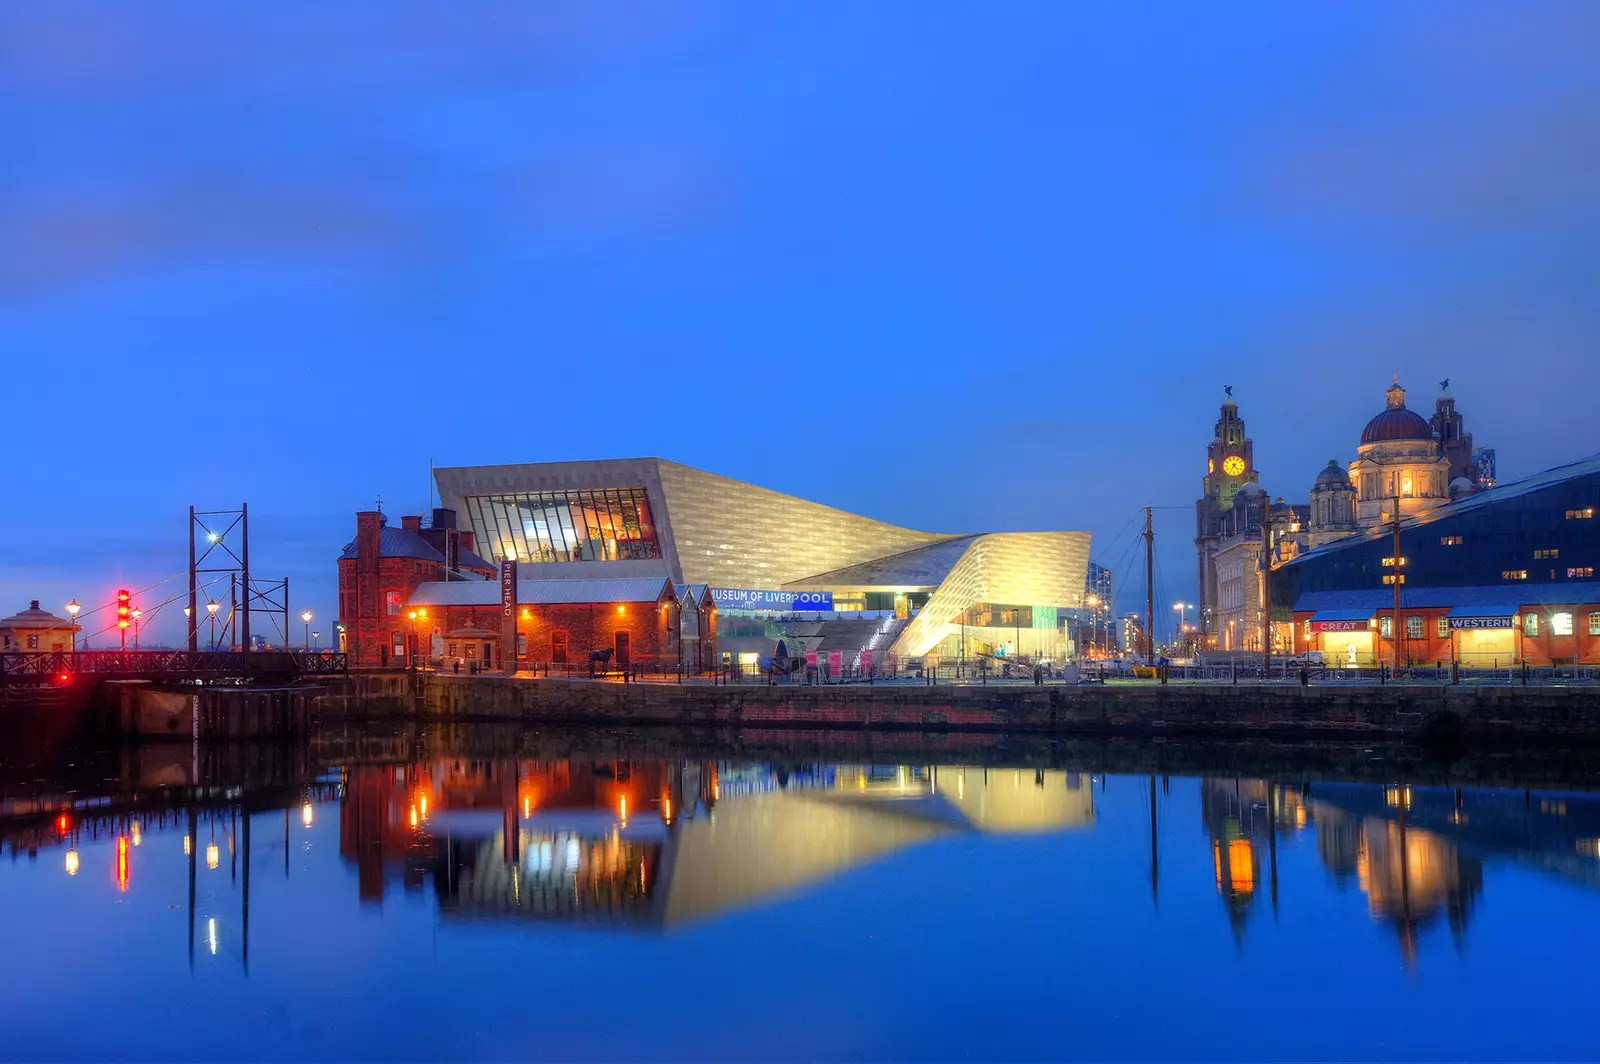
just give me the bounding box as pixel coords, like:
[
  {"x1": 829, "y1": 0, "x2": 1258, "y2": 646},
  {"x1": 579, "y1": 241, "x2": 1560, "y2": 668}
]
[{"x1": 1228, "y1": 839, "x2": 1254, "y2": 892}]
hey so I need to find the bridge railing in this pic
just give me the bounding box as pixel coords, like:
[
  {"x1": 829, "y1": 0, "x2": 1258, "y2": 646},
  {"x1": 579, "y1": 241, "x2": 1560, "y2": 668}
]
[{"x1": 0, "y1": 649, "x2": 347, "y2": 683}]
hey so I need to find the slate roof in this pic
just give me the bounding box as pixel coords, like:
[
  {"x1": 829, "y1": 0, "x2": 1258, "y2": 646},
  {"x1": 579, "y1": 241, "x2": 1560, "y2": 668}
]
[
  {"x1": 338, "y1": 526, "x2": 495, "y2": 571},
  {"x1": 409, "y1": 577, "x2": 675, "y2": 607},
  {"x1": 1294, "y1": 582, "x2": 1600, "y2": 613}
]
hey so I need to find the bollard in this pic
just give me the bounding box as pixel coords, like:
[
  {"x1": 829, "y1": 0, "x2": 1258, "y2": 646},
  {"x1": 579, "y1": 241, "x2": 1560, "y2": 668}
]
[{"x1": 1300, "y1": 666, "x2": 1309, "y2": 687}]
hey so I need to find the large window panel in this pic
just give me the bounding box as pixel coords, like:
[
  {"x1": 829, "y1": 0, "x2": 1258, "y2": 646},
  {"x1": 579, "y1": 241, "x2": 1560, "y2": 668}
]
[{"x1": 460, "y1": 489, "x2": 661, "y2": 564}]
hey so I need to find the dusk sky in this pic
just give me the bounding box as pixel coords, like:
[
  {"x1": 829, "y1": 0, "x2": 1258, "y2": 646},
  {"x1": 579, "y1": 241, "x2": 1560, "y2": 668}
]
[{"x1": 4, "y1": 2, "x2": 1598, "y2": 646}]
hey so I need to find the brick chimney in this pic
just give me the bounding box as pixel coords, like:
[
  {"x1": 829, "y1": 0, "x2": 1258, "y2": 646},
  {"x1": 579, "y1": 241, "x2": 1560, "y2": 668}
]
[
  {"x1": 401, "y1": 515, "x2": 422, "y2": 532},
  {"x1": 356, "y1": 511, "x2": 383, "y2": 573}
]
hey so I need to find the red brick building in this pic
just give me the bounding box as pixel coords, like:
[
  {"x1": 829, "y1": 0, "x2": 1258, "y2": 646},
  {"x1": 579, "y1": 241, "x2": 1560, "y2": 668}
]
[
  {"x1": 1291, "y1": 585, "x2": 1600, "y2": 667},
  {"x1": 338, "y1": 509, "x2": 497, "y2": 669},
  {"x1": 411, "y1": 577, "x2": 716, "y2": 671}
]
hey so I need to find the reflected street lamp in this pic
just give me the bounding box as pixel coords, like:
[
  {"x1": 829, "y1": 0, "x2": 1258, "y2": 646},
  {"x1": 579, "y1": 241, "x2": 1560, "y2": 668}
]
[
  {"x1": 301, "y1": 610, "x2": 313, "y2": 650},
  {"x1": 206, "y1": 600, "x2": 220, "y2": 651}
]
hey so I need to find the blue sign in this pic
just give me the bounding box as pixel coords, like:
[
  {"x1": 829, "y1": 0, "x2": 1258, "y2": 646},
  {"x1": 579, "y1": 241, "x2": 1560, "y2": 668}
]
[{"x1": 709, "y1": 588, "x2": 834, "y2": 611}]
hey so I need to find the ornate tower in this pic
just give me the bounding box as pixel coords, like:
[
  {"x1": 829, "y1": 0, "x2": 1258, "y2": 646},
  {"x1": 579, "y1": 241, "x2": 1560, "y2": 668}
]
[
  {"x1": 1195, "y1": 389, "x2": 1261, "y2": 647},
  {"x1": 1429, "y1": 379, "x2": 1478, "y2": 487}
]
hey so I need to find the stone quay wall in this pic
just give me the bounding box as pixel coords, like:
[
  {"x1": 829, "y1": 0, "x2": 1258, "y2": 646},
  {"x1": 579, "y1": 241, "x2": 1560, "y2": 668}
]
[{"x1": 407, "y1": 675, "x2": 1600, "y2": 742}]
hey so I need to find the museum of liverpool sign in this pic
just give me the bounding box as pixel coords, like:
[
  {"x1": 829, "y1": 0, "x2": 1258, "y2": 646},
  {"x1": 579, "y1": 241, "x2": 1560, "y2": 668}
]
[{"x1": 709, "y1": 588, "x2": 834, "y2": 610}]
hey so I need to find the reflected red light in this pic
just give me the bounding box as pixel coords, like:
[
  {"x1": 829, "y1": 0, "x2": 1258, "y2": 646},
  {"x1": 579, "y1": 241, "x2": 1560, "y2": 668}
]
[
  {"x1": 116, "y1": 836, "x2": 130, "y2": 892},
  {"x1": 57, "y1": 673, "x2": 70, "y2": 684},
  {"x1": 56, "y1": 814, "x2": 70, "y2": 834}
]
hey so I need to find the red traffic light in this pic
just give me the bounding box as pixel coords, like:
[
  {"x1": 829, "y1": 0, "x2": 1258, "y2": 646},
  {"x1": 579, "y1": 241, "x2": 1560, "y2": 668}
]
[{"x1": 116, "y1": 588, "x2": 132, "y2": 628}]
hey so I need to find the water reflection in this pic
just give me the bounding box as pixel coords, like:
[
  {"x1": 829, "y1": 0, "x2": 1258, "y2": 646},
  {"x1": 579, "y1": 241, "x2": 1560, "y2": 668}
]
[
  {"x1": 8, "y1": 753, "x2": 1600, "y2": 974},
  {"x1": 338, "y1": 762, "x2": 1096, "y2": 927}
]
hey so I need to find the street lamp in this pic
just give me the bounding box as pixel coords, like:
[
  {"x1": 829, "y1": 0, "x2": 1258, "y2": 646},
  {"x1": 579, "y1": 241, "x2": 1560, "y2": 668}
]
[
  {"x1": 65, "y1": 600, "x2": 80, "y2": 652},
  {"x1": 406, "y1": 608, "x2": 428, "y2": 669},
  {"x1": 206, "y1": 600, "x2": 220, "y2": 650},
  {"x1": 301, "y1": 610, "x2": 313, "y2": 650},
  {"x1": 131, "y1": 608, "x2": 142, "y2": 651}
]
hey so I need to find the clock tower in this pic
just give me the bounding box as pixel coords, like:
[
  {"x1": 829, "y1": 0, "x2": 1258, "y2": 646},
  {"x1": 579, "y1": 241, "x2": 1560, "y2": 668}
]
[
  {"x1": 1200, "y1": 388, "x2": 1258, "y2": 512},
  {"x1": 1195, "y1": 388, "x2": 1261, "y2": 648}
]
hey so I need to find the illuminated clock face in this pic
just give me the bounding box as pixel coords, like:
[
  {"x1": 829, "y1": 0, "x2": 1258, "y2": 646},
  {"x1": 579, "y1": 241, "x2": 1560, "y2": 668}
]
[{"x1": 1222, "y1": 455, "x2": 1246, "y2": 477}]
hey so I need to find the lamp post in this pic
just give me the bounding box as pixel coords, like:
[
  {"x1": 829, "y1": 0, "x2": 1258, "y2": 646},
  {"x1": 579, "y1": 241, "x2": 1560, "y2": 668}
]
[
  {"x1": 312, "y1": 631, "x2": 320, "y2": 650},
  {"x1": 1173, "y1": 602, "x2": 1190, "y2": 656},
  {"x1": 406, "y1": 609, "x2": 428, "y2": 670},
  {"x1": 131, "y1": 608, "x2": 142, "y2": 651},
  {"x1": 301, "y1": 610, "x2": 313, "y2": 651},
  {"x1": 206, "y1": 600, "x2": 220, "y2": 651},
  {"x1": 65, "y1": 600, "x2": 80, "y2": 652},
  {"x1": 1085, "y1": 595, "x2": 1100, "y2": 659}
]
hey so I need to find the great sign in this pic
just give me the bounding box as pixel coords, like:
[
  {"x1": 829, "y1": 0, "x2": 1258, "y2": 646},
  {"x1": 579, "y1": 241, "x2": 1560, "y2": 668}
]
[
  {"x1": 709, "y1": 588, "x2": 834, "y2": 610},
  {"x1": 1310, "y1": 618, "x2": 1370, "y2": 632}
]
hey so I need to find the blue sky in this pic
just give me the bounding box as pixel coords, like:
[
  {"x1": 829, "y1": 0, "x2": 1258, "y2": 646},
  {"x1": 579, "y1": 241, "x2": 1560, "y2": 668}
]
[{"x1": 4, "y1": 2, "x2": 1598, "y2": 645}]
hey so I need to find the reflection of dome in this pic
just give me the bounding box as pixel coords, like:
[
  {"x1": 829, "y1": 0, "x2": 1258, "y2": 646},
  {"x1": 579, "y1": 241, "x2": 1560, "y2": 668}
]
[
  {"x1": 1361, "y1": 378, "x2": 1434, "y2": 445},
  {"x1": 1313, "y1": 459, "x2": 1353, "y2": 491}
]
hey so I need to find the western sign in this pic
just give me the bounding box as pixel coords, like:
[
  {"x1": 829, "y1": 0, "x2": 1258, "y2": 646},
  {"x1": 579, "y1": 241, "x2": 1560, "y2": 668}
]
[
  {"x1": 1310, "y1": 619, "x2": 1369, "y2": 633},
  {"x1": 1449, "y1": 616, "x2": 1514, "y2": 630}
]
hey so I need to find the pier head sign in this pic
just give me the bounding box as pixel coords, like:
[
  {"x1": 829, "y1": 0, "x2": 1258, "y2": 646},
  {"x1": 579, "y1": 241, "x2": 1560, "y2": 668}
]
[{"x1": 710, "y1": 588, "x2": 834, "y2": 611}]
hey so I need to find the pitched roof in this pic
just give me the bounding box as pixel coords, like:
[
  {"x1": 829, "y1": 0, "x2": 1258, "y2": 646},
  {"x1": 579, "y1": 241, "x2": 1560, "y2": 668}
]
[
  {"x1": 339, "y1": 526, "x2": 495, "y2": 571},
  {"x1": 0, "y1": 601, "x2": 77, "y2": 629},
  {"x1": 409, "y1": 577, "x2": 675, "y2": 607},
  {"x1": 1293, "y1": 582, "x2": 1600, "y2": 613}
]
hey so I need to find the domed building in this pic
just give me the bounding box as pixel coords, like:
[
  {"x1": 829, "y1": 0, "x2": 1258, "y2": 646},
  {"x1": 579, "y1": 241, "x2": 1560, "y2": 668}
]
[
  {"x1": 1307, "y1": 459, "x2": 1358, "y2": 546},
  {"x1": 1347, "y1": 377, "x2": 1452, "y2": 528}
]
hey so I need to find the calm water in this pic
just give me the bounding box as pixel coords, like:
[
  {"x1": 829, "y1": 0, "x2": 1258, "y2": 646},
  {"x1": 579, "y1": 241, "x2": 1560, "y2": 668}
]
[{"x1": 6, "y1": 734, "x2": 1600, "y2": 1061}]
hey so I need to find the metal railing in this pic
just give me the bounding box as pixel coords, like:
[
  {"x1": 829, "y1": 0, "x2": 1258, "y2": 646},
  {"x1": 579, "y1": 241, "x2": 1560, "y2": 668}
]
[{"x1": 0, "y1": 649, "x2": 347, "y2": 685}]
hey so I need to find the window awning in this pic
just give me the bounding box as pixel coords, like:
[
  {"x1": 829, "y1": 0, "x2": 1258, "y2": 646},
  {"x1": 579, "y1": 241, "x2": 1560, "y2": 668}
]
[
  {"x1": 1309, "y1": 609, "x2": 1374, "y2": 622},
  {"x1": 1446, "y1": 605, "x2": 1520, "y2": 619}
]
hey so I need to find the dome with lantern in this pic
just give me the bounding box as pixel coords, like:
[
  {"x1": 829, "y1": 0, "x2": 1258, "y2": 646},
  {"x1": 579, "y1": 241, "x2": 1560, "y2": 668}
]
[{"x1": 1360, "y1": 377, "x2": 1435, "y2": 445}]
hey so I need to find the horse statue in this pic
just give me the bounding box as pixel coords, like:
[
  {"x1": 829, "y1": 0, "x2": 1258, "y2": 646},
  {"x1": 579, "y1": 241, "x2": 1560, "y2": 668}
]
[{"x1": 588, "y1": 647, "x2": 614, "y2": 676}]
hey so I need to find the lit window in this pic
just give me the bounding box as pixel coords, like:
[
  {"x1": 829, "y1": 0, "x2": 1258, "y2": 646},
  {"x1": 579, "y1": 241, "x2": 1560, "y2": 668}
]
[
  {"x1": 1566, "y1": 509, "x2": 1596, "y2": 520},
  {"x1": 1383, "y1": 574, "x2": 1406, "y2": 585},
  {"x1": 1551, "y1": 613, "x2": 1574, "y2": 636},
  {"x1": 1589, "y1": 612, "x2": 1600, "y2": 636},
  {"x1": 1502, "y1": 570, "x2": 1528, "y2": 581},
  {"x1": 1381, "y1": 556, "x2": 1408, "y2": 568},
  {"x1": 1569, "y1": 567, "x2": 1594, "y2": 579},
  {"x1": 1379, "y1": 616, "x2": 1393, "y2": 638},
  {"x1": 385, "y1": 591, "x2": 402, "y2": 617},
  {"x1": 1436, "y1": 616, "x2": 1449, "y2": 639},
  {"x1": 1303, "y1": 620, "x2": 1311, "y2": 639},
  {"x1": 1405, "y1": 616, "x2": 1423, "y2": 640},
  {"x1": 1535, "y1": 549, "x2": 1560, "y2": 560},
  {"x1": 1524, "y1": 614, "x2": 1539, "y2": 637},
  {"x1": 1440, "y1": 535, "x2": 1463, "y2": 546},
  {"x1": 391, "y1": 632, "x2": 407, "y2": 657}
]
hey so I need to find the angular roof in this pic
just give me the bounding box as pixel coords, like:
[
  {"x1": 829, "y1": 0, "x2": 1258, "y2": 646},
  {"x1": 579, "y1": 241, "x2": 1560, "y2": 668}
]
[
  {"x1": 1283, "y1": 452, "x2": 1600, "y2": 565},
  {"x1": 339, "y1": 526, "x2": 495, "y2": 571},
  {"x1": 782, "y1": 536, "x2": 978, "y2": 590},
  {"x1": 409, "y1": 577, "x2": 675, "y2": 607}
]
